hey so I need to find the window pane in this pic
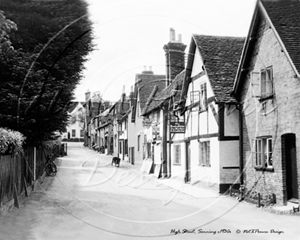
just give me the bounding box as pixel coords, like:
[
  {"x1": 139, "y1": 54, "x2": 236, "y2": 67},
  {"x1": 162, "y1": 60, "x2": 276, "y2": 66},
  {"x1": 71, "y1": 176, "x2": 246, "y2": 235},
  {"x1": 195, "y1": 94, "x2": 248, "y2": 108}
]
[
  {"x1": 261, "y1": 71, "x2": 266, "y2": 95},
  {"x1": 266, "y1": 68, "x2": 273, "y2": 95}
]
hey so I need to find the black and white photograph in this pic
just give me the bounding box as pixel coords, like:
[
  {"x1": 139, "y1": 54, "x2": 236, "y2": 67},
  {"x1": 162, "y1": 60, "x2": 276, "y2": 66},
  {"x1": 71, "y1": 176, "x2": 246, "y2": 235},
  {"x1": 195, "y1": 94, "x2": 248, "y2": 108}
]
[{"x1": 0, "y1": 0, "x2": 299, "y2": 239}]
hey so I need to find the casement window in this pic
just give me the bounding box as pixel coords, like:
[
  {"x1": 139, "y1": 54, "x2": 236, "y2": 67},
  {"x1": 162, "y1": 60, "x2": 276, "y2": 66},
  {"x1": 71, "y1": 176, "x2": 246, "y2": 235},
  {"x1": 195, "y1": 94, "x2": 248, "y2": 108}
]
[
  {"x1": 200, "y1": 82, "x2": 207, "y2": 111},
  {"x1": 173, "y1": 145, "x2": 181, "y2": 165},
  {"x1": 260, "y1": 67, "x2": 273, "y2": 98},
  {"x1": 190, "y1": 91, "x2": 200, "y2": 105},
  {"x1": 254, "y1": 137, "x2": 273, "y2": 168},
  {"x1": 72, "y1": 129, "x2": 76, "y2": 137},
  {"x1": 137, "y1": 135, "x2": 140, "y2": 151},
  {"x1": 199, "y1": 141, "x2": 210, "y2": 166}
]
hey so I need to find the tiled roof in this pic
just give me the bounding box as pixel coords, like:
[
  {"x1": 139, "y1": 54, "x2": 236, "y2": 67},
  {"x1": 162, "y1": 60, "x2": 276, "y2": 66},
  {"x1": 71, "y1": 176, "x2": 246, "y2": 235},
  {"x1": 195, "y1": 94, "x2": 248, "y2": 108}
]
[
  {"x1": 142, "y1": 70, "x2": 185, "y2": 115},
  {"x1": 261, "y1": 0, "x2": 300, "y2": 74},
  {"x1": 135, "y1": 73, "x2": 166, "y2": 112},
  {"x1": 193, "y1": 35, "x2": 245, "y2": 103}
]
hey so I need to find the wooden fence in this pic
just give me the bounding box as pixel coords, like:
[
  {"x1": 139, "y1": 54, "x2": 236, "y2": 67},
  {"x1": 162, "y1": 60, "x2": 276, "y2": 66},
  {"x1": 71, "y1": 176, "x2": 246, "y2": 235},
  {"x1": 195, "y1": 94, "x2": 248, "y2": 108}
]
[{"x1": 0, "y1": 144, "x2": 64, "y2": 209}]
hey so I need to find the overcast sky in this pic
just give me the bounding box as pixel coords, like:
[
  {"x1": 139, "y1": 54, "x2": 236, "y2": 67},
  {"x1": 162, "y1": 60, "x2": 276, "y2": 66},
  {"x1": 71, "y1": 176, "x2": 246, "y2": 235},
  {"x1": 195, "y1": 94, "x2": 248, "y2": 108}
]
[{"x1": 74, "y1": 0, "x2": 257, "y2": 102}]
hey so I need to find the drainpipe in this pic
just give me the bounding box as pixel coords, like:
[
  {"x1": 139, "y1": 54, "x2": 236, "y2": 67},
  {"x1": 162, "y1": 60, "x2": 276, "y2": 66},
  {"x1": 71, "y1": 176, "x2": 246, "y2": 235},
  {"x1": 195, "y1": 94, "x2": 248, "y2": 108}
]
[
  {"x1": 168, "y1": 101, "x2": 172, "y2": 178},
  {"x1": 238, "y1": 104, "x2": 244, "y2": 186},
  {"x1": 162, "y1": 105, "x2": 168, "y2": 178}
]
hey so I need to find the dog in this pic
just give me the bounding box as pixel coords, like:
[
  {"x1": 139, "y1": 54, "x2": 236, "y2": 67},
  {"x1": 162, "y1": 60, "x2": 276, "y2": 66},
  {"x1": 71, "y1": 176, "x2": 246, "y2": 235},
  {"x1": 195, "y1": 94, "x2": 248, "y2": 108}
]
[{"x1": 111, "y1": 156, "x2": 121, "y2": 167}]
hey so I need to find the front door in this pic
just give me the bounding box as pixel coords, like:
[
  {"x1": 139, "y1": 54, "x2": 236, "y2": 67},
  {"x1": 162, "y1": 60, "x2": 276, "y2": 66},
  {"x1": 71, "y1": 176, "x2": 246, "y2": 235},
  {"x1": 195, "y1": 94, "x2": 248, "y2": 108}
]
[
  {"x1": 283, "y1": 134, "x2": 299, "y2": 202},
  {"x1": 185, "y1": 141, "x2": 191, "y2": 183}
]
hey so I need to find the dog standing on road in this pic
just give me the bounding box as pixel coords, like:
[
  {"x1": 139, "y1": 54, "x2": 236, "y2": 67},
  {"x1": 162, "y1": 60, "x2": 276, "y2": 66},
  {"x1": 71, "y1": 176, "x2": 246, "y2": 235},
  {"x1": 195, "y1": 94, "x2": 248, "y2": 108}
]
[{"x1": 111, "y1": 156, "x2": 121, "y2": 167}]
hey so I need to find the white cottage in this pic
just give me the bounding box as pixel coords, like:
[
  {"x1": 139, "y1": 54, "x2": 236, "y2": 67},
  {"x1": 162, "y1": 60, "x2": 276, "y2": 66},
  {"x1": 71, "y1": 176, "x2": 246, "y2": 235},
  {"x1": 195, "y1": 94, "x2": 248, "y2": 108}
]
[{"x1": 174, "y1": 35, "x2": 245, "y2": 193}]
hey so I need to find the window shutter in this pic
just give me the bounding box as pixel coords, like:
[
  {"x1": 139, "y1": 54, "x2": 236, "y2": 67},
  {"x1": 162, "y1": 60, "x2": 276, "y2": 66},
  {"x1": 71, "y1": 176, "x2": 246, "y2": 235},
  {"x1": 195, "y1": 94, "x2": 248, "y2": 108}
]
[
  {"x1": 251, "y1": 72, "x2": 260, "y2": 98},
  {"x1": 251, "y1": 138, "x2": 256, "y2": 167}
]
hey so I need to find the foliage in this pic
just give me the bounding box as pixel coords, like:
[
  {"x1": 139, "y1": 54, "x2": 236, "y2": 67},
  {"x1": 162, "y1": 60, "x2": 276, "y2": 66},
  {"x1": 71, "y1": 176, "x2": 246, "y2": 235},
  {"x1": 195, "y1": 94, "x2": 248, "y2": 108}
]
[
  {"x1": 42, "y1": 139, "x2": 62, "y2": 150},
  {"x1": 0, "y1": 127, "x2": 26, "y2": 155},
  {"x1": 0, "y1": 0, "x2": 93, "y2": 144}
]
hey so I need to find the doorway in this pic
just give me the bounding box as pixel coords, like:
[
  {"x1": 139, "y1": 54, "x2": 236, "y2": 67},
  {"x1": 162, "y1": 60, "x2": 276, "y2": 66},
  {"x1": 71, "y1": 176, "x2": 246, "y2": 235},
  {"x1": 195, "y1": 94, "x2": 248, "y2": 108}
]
[
  {"x1": 282, "y1": 133, "x2": 299, "y2": 203},
  {"x1": 185, "y1": 141, "x2": 191, "y2": 183}
]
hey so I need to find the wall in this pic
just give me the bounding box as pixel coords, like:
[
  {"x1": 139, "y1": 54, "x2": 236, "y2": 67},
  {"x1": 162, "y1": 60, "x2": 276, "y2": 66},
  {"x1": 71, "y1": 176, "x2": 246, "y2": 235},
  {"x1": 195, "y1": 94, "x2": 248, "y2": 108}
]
[
  {"x1": 127, "y1": 100, "x2": 144, "y2": 169},
  {"x1": 170, "y1": 142, "x2": 186, "y2": 180},
  {"x1": 224, "y1": 106, "x2": 239, "y2": 136},
  {"x1": 191, "y1": 137, "x2": 220, "y2": 190},
  {"x1": 219, "y1": 141, "x2": 240, "y2": 185},
  {"x1": 184, "y1": 44, "x2": 220, "y2": 188}
]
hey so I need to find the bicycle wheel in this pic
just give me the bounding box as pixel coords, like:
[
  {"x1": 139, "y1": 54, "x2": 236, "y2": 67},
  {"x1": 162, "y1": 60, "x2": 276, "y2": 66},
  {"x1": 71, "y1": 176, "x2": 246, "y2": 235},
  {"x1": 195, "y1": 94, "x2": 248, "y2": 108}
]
[
  {"x1": 51, "y1": 162, "x2": 57, "y2": 175},
  {"x1": 45, "y1": 162, "x2": 56, "y2": 176}
]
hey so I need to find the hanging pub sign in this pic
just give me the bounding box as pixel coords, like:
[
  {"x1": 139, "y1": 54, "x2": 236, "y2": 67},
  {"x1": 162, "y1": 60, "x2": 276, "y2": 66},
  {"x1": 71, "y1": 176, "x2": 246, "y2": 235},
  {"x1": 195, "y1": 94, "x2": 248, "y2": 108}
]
[
  {"x1": 142, "y1": 119, "x2": 152, "y2": 127},
  {"x1": 170, "y1": 121, "x2": 185, "y2": 133}
]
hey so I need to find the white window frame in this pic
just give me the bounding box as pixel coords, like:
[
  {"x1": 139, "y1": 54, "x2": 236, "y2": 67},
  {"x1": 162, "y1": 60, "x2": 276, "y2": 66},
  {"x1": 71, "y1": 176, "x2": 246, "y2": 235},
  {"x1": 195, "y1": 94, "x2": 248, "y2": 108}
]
[{"x1": 254, "y1": 137, "x2": 273, "y2": 168}]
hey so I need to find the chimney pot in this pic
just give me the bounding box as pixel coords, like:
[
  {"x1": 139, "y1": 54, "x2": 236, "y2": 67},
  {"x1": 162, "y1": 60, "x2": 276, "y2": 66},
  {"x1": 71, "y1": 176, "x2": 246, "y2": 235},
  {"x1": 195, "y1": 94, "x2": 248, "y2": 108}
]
[
  {"x1": 170, "y1": 28, "x2": 175, "y2": 42},
  {"x1": 178, "y1": 34, "x2": 182, "y2": 43}
]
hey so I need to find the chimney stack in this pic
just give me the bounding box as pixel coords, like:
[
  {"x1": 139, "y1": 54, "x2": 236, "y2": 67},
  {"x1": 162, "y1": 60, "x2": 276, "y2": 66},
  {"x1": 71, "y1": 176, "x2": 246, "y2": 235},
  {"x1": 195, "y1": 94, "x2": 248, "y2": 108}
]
[
  {"x1": 163, "y1": 28, "x2": 186, "y2": 87},
  {"x1": 121, "y1": 85, "x2": 126, "y2": 102},
  {"x1": 85, "y1": 90, "x2": 91, "y2": 102}
]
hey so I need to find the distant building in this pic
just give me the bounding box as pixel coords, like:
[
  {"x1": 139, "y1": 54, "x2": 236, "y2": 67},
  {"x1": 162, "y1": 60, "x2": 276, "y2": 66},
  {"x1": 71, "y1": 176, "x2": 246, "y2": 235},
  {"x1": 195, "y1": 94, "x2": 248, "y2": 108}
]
[{"x1": 62, "y1": 101, "x2": 85, "y2": 141}]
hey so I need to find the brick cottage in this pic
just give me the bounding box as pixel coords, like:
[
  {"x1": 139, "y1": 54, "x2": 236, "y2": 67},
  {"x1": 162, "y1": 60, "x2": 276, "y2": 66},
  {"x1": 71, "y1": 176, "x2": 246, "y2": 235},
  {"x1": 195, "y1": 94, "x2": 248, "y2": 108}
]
[{"x1": 233, "y1": 0, "x2": 300, "y2": 205}]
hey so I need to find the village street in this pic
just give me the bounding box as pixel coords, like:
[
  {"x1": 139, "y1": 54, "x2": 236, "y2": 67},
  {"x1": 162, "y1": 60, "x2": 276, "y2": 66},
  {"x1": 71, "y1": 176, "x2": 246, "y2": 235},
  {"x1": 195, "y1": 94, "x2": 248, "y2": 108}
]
[{"x1": 0, "y1": 142, "x2": 299, "y2": 240}]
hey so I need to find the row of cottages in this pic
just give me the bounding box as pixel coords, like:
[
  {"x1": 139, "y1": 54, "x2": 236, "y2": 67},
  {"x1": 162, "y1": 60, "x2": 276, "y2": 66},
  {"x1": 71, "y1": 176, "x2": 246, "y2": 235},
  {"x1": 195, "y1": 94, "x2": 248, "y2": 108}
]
[
  {"x1": 127, "y1": 68, "x2": 166, "y2": 168},
  {"x1": 110, "y1": 92, "x2": 130, "y2": 159},
  {"x1": 91, "y1": 91, "x2": 129, "y2": 156},
  {"x1": 142, "y1": 33, "x2": 245, "y2": 193},
  {"x1": 140, "y1": 0, "x2": 300, "y2": 206},
  {"x1": 232, "y1": 0, "x2": 300, "y2": 205}
]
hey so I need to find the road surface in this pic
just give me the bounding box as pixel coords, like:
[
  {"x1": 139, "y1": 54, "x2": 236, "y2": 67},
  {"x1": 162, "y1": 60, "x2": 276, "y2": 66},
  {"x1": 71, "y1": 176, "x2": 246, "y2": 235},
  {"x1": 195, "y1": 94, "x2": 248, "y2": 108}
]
[{"x1": 0, "y1": 142, "x2": 299, "y2": 240}]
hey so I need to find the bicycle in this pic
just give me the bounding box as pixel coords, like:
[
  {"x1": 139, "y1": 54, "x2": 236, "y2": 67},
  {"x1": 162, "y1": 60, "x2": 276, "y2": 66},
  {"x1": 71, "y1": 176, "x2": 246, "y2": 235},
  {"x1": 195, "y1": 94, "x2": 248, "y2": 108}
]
[{"x1": 45, "y1": 153, "x2": 57, "y2": 176}]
